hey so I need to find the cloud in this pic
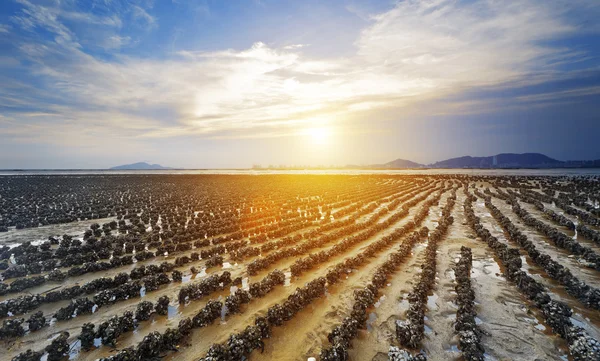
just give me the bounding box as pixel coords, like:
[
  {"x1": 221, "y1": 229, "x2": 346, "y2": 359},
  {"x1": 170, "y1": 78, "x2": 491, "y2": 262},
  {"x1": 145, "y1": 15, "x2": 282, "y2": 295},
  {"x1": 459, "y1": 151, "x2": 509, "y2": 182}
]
[
  {"x1": 12, "y1": 0, "x2": 122, "y2": 33},
  {"x1": 102, "y1": 35, "x2": 132, "y2": 49},
  {"x1": 132, "y1": 5, "x2": 156, "y2": 28},
  {"x1": 283, "y1": 44, "x2": 308, "y2": 50},
  {"x1": 0, "y1": 24, "x2": 10, "y2": 33},
  {"x1": 2, "y1": 0, "x2": 600, "y2": 150},
  {"x1": 515, "y1": 86, "x2": 600, "y2": 103},
  {"x1": 59, "y1": 10, "x2": 122, "y2": 28}
]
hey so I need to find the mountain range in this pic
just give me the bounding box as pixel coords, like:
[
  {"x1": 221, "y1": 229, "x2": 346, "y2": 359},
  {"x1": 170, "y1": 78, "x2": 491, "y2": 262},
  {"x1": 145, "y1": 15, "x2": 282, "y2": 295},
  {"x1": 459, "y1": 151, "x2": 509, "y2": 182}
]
[
  {"x1": 110, "y1": 162, "x2": 174, "y2": 170},
  {"x1": 112, "y1": 154, "x2": 600, "y2": 170},
  {"x1": 367, "y1": 153, "x2": 600, "y2": 169}
]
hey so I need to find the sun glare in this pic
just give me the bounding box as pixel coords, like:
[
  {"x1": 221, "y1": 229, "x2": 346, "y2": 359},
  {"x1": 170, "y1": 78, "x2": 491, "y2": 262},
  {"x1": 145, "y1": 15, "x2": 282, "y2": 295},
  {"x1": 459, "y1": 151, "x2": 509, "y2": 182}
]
[{"x1": 307, "y1": 127, "x2": 331, "y2": 145}]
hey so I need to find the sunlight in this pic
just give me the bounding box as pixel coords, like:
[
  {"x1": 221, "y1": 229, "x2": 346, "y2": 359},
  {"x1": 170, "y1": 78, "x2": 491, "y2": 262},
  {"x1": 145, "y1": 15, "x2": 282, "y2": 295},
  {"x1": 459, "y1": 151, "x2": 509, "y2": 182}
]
[{"x1": 306, "y1": 126, "x2": 331, "y2": 145}]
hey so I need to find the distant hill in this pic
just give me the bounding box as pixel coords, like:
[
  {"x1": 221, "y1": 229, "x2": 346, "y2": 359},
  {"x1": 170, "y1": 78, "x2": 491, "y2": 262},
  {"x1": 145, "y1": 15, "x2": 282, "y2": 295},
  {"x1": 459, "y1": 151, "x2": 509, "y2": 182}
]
[
  {"x1": 373, "y1": 158, "x2": 424, "y2": 168},
  {"x1": 362, "y1": 153, "x2": 575, "y2": 169},
  {"x1": 110, "y1": 162, "x2": 174, "y2": 170},
  {"x1": 429, "y1": 153, "x2": 563, "y2": 168}
]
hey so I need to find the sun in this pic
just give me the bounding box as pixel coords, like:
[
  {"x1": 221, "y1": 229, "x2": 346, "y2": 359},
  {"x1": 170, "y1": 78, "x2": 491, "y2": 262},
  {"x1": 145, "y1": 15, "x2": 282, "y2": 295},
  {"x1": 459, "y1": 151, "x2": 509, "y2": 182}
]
[{"x1": 306, "y1": 127, "x2": 331, "y2": 145}]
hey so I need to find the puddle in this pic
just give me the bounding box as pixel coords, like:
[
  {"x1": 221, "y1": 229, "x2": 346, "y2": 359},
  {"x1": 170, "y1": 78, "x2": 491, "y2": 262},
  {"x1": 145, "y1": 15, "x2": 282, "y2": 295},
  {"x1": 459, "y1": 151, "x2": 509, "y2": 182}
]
[
  {"x1": 366, "y1": 312, "x2": 377, "y2": 331},
  {"x1": 471, "y1": 258, "x2": 503, "y2": 280},
  {"x1": 445, "y1": 344, "x2": 460, "y2": 353},
  {"x1": 398, "y1": 293, "x2": 410, "y2": 313},
  {"x1": 220, "y1": 303, "x2": 227, "y2": 322},
  {"x1": 68, "y1": 339, "x2": 81, "y2": 360},
  {"x1": 424, "y1": 323, "x2": 433, "y2": 334},
  {"x1": 374, "y1": 295, "x2": 386, "y2": 308},
  {"x1": 427, "y1": 294, "x2": 439, "y2": 311},
  {"x1": 167, "y1": 305, "x2": 179, "y2": 319}
]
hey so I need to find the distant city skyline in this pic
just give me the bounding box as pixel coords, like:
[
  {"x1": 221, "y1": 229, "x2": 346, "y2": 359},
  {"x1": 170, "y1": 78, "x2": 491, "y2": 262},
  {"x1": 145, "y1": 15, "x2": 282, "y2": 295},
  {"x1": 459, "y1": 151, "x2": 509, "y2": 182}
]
[{"x1": 1, "y1": 0, "x2": 600, "y2": 169}]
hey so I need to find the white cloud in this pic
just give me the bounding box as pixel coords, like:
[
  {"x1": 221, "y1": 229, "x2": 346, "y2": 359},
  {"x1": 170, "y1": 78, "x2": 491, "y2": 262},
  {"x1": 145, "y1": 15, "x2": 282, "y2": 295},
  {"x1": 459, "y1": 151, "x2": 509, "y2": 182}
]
[
  {"x1": 3, "y1": 0, "x2": 600, "y2": 147},
  {"x1": 283, "y1": 44, "x2": 307, "y2": 50},
  {"x1": 516, "y1": 86, "x2": 600, "y2": 103},
  {"x1": 132, "y1": 5, "x2": 156, "y2": 28},
  {"x1": 102, "y1": 35, "x2": 132, "y2": 49}
]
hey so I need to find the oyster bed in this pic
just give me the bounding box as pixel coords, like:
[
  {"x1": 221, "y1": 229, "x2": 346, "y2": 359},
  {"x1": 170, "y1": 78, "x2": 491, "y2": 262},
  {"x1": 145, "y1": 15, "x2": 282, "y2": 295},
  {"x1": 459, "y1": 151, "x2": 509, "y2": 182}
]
[{"x1": 0, "y1": 174, "x2": 599, "y2": 361}]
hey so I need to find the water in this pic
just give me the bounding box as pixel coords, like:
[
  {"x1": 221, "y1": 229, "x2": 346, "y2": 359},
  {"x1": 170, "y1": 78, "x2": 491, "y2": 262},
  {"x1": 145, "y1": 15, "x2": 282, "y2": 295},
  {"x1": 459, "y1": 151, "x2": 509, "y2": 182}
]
[
  {"x1": 0, "y1": 216, "x2": 115, "y2": 245},
  {"x1": 471, "y1": 258, "x2": 503, "y2": 280},
  {"x1": 427, "y1": 294, "x2": 439, "y2": 311},
  {"x1": 374, "y1": 295, "x2": 386, "y2": 308},
  {"x1": 167, "y1": 305, "x2": 179, "y2": 319},
  {"x1": 2, "y1": 169, "x2": 600, "y2": 176},
  {"x1": 366, "y1": 312, "x2": 377, "y2": 331}
]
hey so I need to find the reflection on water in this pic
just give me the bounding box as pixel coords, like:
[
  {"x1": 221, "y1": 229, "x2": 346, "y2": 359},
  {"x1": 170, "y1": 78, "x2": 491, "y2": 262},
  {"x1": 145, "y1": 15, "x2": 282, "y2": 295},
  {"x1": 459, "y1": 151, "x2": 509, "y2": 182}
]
[{"x1": 0, "y1": 217, "x2": 115, "y2": 245}]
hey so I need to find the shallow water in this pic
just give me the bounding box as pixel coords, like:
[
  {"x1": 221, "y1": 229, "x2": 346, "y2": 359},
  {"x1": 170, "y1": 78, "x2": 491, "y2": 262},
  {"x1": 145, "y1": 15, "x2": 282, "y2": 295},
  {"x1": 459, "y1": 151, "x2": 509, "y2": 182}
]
[{"x1": 0, "y1": 217, "x2": 115, "y2": 245}]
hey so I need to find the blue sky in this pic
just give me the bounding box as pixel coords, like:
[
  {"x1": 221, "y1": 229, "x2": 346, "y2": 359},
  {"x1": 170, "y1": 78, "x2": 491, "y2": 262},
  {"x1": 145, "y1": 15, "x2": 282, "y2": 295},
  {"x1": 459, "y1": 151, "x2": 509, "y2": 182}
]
[{"x1": 0, "y1": 0, "x2": 599, "y2": 168}]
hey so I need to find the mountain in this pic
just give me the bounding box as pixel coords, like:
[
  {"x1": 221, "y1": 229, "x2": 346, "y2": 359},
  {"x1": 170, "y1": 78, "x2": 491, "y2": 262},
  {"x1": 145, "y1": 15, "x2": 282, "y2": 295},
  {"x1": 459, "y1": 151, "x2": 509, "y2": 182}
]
[
  {"x1": 374, "y1": 158, "x2": 424, "y2": 168},
  {"x1": 110, "y1": 162, "x2": 174, "y2": 170},
  {"x1": 429, "y1": 153, "x2": 563, "y2": 168}
]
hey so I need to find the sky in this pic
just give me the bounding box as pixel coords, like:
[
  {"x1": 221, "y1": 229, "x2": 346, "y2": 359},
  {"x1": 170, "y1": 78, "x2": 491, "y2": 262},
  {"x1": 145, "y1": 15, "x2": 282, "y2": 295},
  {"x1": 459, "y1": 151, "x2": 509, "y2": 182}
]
[{"x1": 0, "y1": 0, "x2": 599, "y2": 169}]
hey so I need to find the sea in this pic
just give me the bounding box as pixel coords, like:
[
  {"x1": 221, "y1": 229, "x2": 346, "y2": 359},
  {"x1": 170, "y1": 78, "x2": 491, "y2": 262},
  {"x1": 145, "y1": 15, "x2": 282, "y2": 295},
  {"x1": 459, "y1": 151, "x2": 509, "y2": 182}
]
[{"x1": 1, "y1": 169, "x2": 600, "y2": 176}]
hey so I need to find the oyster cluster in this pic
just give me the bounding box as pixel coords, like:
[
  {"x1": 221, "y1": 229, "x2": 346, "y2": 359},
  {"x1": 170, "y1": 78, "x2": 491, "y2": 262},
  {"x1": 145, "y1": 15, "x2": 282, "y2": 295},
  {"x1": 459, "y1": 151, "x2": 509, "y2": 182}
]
[
  {"x1": 1, "y1": 258, "x2": 177, "y2": 320},
  {"x1": 291, "y1": 188, "x2": 442, "y2": 279},
  {"x1": 199, "y1": 277, "x2": 327, "y2": 361},
  {"x1": 224, "y1": 289, "x2": 251, "y2": 315},
  {"x1": 205, "y1": 254, "x2": 224, "y2": 268},
  {"x1": 26, "y1": 311, "x2": 46, "y2": 332},
  {"x1": 464, "y1": 188, "x2": 600, "y2": 361},
  {"x1": 319, "y1": 189, "x2": 456, "y2": 361},
  {"x1": 0, "y1": 318, "x2": 25, "y2": 339},
  {"x1": 396, "y1": 195, "x2": 455, "y2": 349},
  {"x1": 249, "y1": 269, "x2": 285, "y2": 298},
  {"x1": 178, "y1": 271, "x2": 232, "y2": 303},
  {"x1": 492, "y1": 189, "x2": 600, "y2": 269},
  {"x1": 11, "y1": 349, "x2": 42, "y2": 361},
  {"x1": 245, "y1": 185, "x2": 438, "y2": 277},
  {"x1": 317, "y1": 189, "x2": 457, "y2": 361},
  {"x1": 135, "y1": 301, "x2": 154, "y2": 321},
  {"x1": 192, "y1": 299, "x2": 222, "y2": 328},
  {"x1": 454, "y1": 246, "x2": 485, "y2": 361},
  {"x1": 478, "y1": 190, "x2": 600, "y2": 310},
  {"x1": 45, "y1": 332, "x2": 70, "y2": 361},
  {"x1": 155, "y1": 295, "x2": 170, "y2": 316},
  {"x1": 78, "y1": 322, "x2": 96, "y2": 351},
  {"x1": 388, "y1": 346, "x2": 426, "y2": 361},
  {"x1": 320, "y1": 288, "x2": 376, "y2": 361},
  {"x1": 96, "y1": 311, "x2": 135, "y2": 346}
]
